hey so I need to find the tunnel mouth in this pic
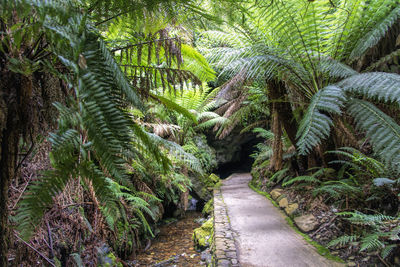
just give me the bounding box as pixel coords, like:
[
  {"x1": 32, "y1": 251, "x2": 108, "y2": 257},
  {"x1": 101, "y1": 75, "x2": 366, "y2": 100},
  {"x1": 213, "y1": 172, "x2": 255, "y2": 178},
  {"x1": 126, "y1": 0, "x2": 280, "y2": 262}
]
[{"x1": 215, "y1": 137, "x2": 263, "y2": 179}]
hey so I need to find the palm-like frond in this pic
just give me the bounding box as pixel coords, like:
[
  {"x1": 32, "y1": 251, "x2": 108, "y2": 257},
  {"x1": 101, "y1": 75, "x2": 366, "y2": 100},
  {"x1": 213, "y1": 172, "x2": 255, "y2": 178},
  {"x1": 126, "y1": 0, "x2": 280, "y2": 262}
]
[
  {"x1": 349, "y1": 6, "x2": 400, "y2": 61},
  {"x1": 153, "y1": 94, "x2": 197, "y2": 123},
  {"x1": 338, "y1": 72, "x2": 400, "y2": 104},
  {"x1": 347, "y1": 99, "x2": 400, "y2": 173},
  {"x1": 14, "y1": 0, "x2": 172, "y2": 239},
  {"x1": 147, "y1": 133, "x2": 203, "y2": 173},
  {"x1": 328, "y1": 235, "x2": 359, "y2": 248},
  {"x1": 282, "y1": 175, "x2": 320, "y2": 187},
  {"x1": 297, "y1": 85, "x2": 346, "y2": 155}
]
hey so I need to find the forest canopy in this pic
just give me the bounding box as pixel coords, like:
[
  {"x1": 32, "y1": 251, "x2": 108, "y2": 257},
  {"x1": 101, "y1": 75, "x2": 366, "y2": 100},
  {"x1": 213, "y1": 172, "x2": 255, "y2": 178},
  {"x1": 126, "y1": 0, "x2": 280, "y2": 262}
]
[{"x1": 1, "y1": 0, "x2": 400, "y2": 266}]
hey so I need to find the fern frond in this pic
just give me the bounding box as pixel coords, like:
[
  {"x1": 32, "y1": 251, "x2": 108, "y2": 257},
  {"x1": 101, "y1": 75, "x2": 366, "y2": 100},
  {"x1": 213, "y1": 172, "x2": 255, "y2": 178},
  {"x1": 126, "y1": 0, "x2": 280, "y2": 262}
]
[
  {"x1": 147, "y1": 133, "x2": 202, "y2": 173},
  {"x1": 339, "y1": 72, "x2": 400, "y2": 105},
  {"x1": 328, "y1": 235, "x2": 359, "y2": 248},
  {"x1": 350, "y1": 6, "x2": 400, "y2": 61},
  {"x1": 313, "y1": 180, "x2": 361, "y2": 199},
  {"x1": 282, "y1": 175, "x2": 320, "y2": 187},
  {"x1": 381, "y1": 244, "x2": 397, "y2": 259},
  {"x1": 269, "y1": 168, "x2": 289, "y2": 184},
  {"x1": 347, "y1": 99, "x2": 400, "y2": 173},
  {"x1": 196, "y1": 116, "x2": 229, "y2": 130},
  {"x1": 252, "y1": 127, "x2": 274, "y2": 141},
  {"x1": 297, "y1": 85, "x2": 346, "y2": 155},
  {"x1": 319, "y1": 58, "x2": 358, "y2": 79},
  {"x1": 360, "y1": 234, "x2": 384, "y2": 252},
  {"x1": 152, "y1": 93, "x2": 197, "y2": 124}
]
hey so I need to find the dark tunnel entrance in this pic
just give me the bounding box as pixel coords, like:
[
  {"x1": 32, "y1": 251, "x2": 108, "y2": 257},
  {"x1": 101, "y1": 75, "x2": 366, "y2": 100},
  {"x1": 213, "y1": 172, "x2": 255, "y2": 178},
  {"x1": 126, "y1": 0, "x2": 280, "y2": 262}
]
[{"x1": 214, "y1": 137, "x2": 263, "y2": 179}]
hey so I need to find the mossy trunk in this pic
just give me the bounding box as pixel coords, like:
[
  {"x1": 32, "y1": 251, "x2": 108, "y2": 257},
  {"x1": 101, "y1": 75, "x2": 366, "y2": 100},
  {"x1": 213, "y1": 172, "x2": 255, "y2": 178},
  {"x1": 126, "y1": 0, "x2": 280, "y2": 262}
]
[
  {"x1": 268, "y1": 80, "x2": 298, "y2": 148},
  {"x1": 269, "y1": 107, "x2": 283, "y2": 171},
  {"x1": 268, "y1": 80, "x2": 298, "y2": 172},
  {"x1": 0, "y1": 72, "x2": 22, "y2": 266}
]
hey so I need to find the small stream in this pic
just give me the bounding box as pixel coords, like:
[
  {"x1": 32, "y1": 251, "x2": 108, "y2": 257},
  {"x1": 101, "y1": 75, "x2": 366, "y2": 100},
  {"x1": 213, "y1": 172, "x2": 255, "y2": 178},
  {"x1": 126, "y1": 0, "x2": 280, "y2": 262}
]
[{"x1": 135, "y1": 211, "x2": 203, "y2": 267}]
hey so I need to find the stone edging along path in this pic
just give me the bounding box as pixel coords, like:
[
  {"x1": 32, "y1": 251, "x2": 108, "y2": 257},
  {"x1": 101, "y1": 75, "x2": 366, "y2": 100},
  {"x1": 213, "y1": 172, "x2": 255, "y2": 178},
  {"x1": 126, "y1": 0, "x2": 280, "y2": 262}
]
[{"x1": 213, "y1": 188, "x2": 240, "y2": 267}]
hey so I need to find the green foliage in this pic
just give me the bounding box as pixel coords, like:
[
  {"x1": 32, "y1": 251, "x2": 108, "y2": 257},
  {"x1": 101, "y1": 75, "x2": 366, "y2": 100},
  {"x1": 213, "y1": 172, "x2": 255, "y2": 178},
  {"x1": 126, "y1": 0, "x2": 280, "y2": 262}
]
[
  {"x1": 296, "y1": 86, "x2": 346, "y2": 155},
  {"x1": 282, "y1": 168, "x2": 330, "y2": 187},
  {"x1": 282, "y1": 175, "x2": 320, "y2": 187},
  {"x1": 297, "y1": 72, "x2": 400, "y2": 169},
  {"x1": 202, "y1": 199, "x2": 213, "y2": 215},
  {"x1": 312, "y1": 179, "x2": 362, "y2": 201},
  {"x1": 347, "y1": 99, "x2": 400, "y2": 173},
  {"x1": 328, "y1": 235, "x2": 359, "y2": 248},
  {"x1": 349, "y1": 6, "x2": 400, "y2": 61},
  {"x1": 192, "y1": 218, "x2": 213, "y2": 248},
  {"x1": 329, "y1": 211, "x2": 400, "y2": 258},
  {"x1": 268, "y1": 168, "x2": 290, "y2": 185}
]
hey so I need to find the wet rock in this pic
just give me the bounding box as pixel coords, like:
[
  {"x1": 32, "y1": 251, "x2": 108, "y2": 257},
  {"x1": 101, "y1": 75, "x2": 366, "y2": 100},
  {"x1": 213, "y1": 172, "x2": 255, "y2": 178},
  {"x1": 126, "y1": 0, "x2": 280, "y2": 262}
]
[
  {"x1": 279, "y1": 198, "x2": 289, "y2": 208},
  {"x1": 200, "y1": 249, "x2": 212, "y2": 264},
  {"x1": 270, "y1": 189, "x2": 283, "y2": 200},
  {"x1": 294, "y1": 214, "x2": 319, "y2": 232},
  {"x1": 284, "y1": 203, "x2": 299, "y2": 215}
]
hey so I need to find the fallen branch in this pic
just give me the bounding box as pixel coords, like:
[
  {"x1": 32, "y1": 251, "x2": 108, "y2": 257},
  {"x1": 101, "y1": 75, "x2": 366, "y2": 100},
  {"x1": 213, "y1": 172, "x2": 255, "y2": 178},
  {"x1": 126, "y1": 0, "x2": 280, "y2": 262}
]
[
  {"x1": 13, "y1": 232, "x2": 56, "y2": 267},
  {"x1": 46, "y1": 220, "x2": 54, "y2": 260}
]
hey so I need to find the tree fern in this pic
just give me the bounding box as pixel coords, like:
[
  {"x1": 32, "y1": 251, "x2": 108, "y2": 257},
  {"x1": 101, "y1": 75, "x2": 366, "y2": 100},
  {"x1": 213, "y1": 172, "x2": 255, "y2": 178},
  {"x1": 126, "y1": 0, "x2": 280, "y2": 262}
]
[{"x1": 13, "y1": 0, "x2": 180, "y2": 240}]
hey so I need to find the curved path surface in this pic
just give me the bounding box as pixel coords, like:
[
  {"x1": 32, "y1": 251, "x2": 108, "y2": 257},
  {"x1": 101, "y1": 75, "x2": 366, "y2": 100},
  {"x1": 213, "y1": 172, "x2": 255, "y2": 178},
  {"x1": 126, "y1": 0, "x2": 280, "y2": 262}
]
[{"x1": 221, "y1": 173, "x2": 342, "y2": 267}]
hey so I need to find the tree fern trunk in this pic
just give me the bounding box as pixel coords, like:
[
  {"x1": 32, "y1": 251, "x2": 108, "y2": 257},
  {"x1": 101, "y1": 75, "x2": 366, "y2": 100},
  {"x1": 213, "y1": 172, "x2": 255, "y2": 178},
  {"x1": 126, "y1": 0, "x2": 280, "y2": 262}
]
[
  {"x1": 269, "y1": 107, "x2": 283, "y2": 171},
  {"x1": 0, "y1": 70, "x2": 34, "y2": 265},
  {"x1": 0, "y1": 71, "x2": 21, "y2": 265},
  {"x1": 0, "y1": 121, "x2": 19, "y2": 266},
  {"x1": 268, "y1": 80, "x2": 299, "y2": 172}
]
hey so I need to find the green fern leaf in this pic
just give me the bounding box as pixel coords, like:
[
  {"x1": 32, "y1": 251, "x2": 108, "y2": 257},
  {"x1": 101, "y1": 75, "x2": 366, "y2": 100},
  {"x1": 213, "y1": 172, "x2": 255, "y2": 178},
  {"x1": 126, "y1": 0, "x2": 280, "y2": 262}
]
[
  {"x1": 350, "y1": 6, "x2": 400, "y2": 60},
  {"x1": 347, "y1": 99, "x2": 400, "y2": 173},
  {"x1": 339, "y1": 72, "x2": 400, "y2": 105},
  {"x1": 282, "y1": 175, "x2": 320, "y2": 187},
  {"x1": 297, "y1": 85, "x2": 346, "y2": 155},
  {"x1": 328, "y1": 235, "x2": 359, "y2": 248}
]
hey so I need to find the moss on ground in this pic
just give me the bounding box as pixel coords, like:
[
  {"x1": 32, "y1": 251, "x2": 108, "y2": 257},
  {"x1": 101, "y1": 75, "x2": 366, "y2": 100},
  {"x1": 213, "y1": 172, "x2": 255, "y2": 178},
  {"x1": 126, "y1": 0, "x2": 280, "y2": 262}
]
[
  {"x1": 200, "y1": 173, "x2": 221, "y2": 197},
  {"x1": 202, "y1": 199, "x2": 213, "y2": 215},
  {"x1": 193, "y1": 218, "x2": 214, "y2": 248},
  {"x1": 248, "y1": 181, "x2": 344, "y2": 263}
]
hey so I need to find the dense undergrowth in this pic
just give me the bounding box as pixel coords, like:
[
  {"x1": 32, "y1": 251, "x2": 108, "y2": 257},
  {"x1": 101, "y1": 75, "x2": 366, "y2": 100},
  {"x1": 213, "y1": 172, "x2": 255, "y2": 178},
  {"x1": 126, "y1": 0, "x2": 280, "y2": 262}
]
[{"x1": 1, "y1": 0, "x2": 400, "y2": 266}]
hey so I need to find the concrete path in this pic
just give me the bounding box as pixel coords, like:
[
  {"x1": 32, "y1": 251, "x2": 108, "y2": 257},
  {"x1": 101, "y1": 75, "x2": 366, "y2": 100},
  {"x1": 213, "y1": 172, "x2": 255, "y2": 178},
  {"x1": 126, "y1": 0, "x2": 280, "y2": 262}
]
[{"x1": 221, "y1": 173, "x2": 342, "y2": 267}]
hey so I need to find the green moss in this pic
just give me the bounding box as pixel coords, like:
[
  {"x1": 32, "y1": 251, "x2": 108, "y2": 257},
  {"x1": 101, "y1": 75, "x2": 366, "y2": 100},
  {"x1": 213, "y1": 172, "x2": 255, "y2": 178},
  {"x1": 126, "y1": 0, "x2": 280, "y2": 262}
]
[
  {"x1": 100, "y1": 252, "x2": 123, "y2": 267},
  {"x1": 202, "y1": 199, "x2": 213, "y2": 215},
  {"x1": 193, "y1": 218, "x2": 213, "y2": 248},
  {"x1": 249, "y1": 182, "x2": 344, "y2": 263},
  {"x1": 209, "y1": 173, "x2": 219, "y2": 183},
  {"x1": 203, "y1": 173, "x2": 220, "y2": 188}
]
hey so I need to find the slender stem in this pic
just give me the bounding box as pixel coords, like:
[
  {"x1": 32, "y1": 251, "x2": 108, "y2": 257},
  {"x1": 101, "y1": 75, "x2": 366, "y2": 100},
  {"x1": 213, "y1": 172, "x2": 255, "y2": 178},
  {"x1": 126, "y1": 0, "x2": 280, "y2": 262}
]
[{"x1": 13, "y1": 233, "x2": 56, "y2": 267}]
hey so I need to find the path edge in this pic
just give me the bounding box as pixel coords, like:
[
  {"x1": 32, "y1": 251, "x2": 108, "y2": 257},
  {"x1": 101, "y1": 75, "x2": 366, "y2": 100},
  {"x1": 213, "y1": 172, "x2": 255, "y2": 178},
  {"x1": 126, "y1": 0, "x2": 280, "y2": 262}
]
[{"x1": 212, "y1": 188, "x2": 241, "y2": 267}]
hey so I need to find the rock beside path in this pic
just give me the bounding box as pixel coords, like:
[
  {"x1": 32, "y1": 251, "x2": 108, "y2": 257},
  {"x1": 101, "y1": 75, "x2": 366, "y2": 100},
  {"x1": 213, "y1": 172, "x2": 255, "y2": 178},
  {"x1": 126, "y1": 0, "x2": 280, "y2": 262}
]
[{"x1": 294, "y1": 214, "x2": 319, "y2": 232}]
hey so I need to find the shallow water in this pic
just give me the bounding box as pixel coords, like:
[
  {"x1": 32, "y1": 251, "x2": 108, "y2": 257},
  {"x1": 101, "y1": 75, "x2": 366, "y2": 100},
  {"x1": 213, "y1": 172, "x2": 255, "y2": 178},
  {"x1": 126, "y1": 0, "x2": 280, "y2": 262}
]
[{"x1": 135, "y1": 211, "x2": 203, "y2": 267}]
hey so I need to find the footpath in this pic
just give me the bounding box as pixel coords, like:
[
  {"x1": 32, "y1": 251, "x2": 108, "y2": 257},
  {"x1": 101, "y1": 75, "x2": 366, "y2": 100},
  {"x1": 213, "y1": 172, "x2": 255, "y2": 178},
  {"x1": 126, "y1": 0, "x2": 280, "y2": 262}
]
[{"x1": 213, "y1": 173, "x2": 342, "y2": 267}]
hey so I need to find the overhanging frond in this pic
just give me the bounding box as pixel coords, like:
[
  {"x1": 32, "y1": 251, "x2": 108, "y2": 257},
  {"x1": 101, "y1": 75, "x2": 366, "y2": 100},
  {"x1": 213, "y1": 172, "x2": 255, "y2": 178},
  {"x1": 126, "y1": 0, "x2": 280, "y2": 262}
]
[
  {"x1": 347, "y1": 99, "x2": 400, "y2": 173},
  {"x1": 297, "y1": 85, "x2": 346, "y2": 155}
]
